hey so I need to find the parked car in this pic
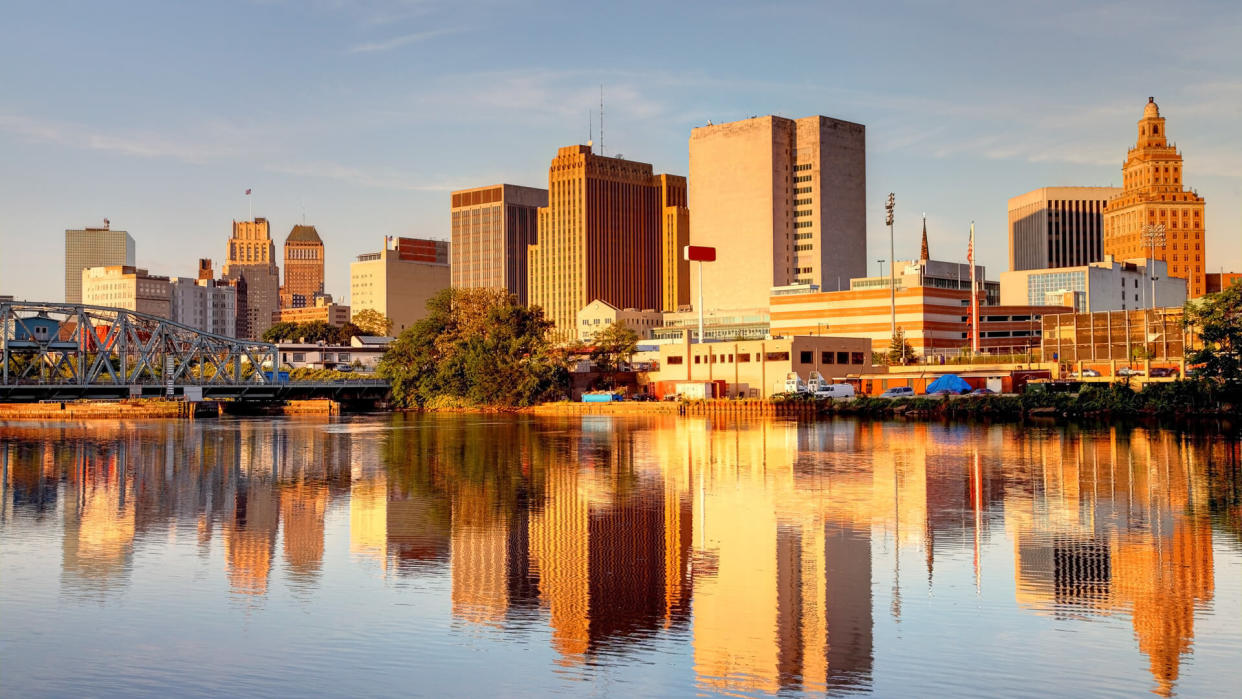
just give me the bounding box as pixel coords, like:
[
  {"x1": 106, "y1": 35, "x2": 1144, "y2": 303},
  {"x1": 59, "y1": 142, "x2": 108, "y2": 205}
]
[
  {"x1": 877, "y1": 386, "x2": 914, "y2": 399},
  {"x1": 814, "y1": 383, "x2": 855, "y2": 399},
  {"x1": 1149, "y1": 367, "x2": 1179, "y2": 378},
  {"x1": 1074, "y1": 368, "x2": 1101, "y2": 378},
  {"x1": 970, "y1": 388, "x2": 996, "y2": 395},
  {"x1": 1117, "y1": 367, "x2": 1145, "y2": 377}
]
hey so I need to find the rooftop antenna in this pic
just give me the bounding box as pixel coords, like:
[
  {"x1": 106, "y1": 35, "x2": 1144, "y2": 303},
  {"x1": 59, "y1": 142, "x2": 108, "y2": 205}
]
[
  {"x1": 588, "y1": 109, "x2": 593, "y2": 152},
  {"x1": 599, "y1": 84, "x2": 604, "y2": 157}
]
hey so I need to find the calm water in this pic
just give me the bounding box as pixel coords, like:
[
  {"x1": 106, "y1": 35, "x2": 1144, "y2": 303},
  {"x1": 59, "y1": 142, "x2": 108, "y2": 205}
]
[{"x1": 1, "y1": 415, "x2": 1240, "y2": 698}]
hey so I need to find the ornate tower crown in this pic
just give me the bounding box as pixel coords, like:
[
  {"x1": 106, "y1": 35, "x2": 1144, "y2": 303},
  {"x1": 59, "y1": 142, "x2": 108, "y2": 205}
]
[{"x1": 1138, "y1": 96, "x2": 1166, "y2": 148}]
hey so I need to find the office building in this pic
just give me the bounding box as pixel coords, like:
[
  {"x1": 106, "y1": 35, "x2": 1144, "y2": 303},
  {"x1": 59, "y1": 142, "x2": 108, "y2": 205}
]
[
  {"x1": 81, "y1": 265, "x2": 171, "y2": 318},
  {"x1": 65, "y1": 223, "x2": 135, "y2": 303},
  {"x1": 527, "y1": 145, "x2": 684, "y2": 339},
  {"x1": 1102, "y1": 98, "x2": 1207, "y2": 297},
  {"x1": 350, "y1": 236, "x2": 450, "y2": 333},
  {"x1": 655, "y1": 174, "x2": 691, "y2": 312},
  {"x1": 222, "y1": 218, "x2": 281, "y2": 340},
  {"x1": 1008, "y1": 187, "x2": 1120, "y2": 271},
  {"x1": 451, "y1": 184, "x2": 547, "y2": 305},
  {"x1": 688, "y1": 115, "x2": 866, "y2": 312},
  {"x1": 999, "y1": 256, "x2": 1186, "y2": 313},
  {"x1": 169, "y1": 277, "x2": 236, "y2": 336},
  {"x1": 273, "y1": 296, "x2": 351, "y2": 327},
  {"x1": 281, "y1": 225, "x2": 325, "y2": 308}
]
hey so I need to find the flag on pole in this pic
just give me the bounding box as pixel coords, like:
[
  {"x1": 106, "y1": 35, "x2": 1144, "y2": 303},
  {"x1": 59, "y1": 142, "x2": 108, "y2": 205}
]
[{"x1": 245, "y1": 188, "x2": 252, "y2": 195}]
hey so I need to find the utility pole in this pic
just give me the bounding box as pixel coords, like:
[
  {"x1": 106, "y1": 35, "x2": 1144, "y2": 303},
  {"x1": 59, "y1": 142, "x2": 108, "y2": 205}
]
[
  {"x1": 1142, "y1": 223, "x2": 1166, "y2": 309},
  {"x1": 876, "y1": 258, "x2": 886, "y2": 278},
  {"x1": 885, "y1": 193, "x2": 895, "y2": 340}
]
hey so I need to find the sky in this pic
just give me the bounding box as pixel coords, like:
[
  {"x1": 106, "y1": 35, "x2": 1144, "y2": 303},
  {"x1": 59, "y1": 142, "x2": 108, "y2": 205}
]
[{"x1": 1, "y1": 0, "x2": 1240, "y2": 303}]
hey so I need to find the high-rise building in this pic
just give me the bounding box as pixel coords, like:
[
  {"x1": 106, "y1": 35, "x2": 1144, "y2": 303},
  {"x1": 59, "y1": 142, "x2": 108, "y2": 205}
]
[
  {"x1": 281, "y1": 225, "x2": 325, "y2": 309},
  {"x1": 222, "y1": 218, "x2": 281, "y2": 340},
  {"x1": 655, "y1": 174, "x2": 690, "y2": 312},
  {"x1": 1008, "y1": 187, "x2": 1120, "y2": 271},
  {"x1": 1103, "y1": 98, "x2": 1207, "y2": 297},
  {"x1": 350, "y1": 236, "x2": 450, "y2": 334},
  {"x1": 65, "y1": 223, "x2": 135, "y2": 303},
  {"x1": 451, "y1": 184, "x2": 547, "y2": 305},
  {"x1": 170, "y1": 277, "x2": 237, "y2": 336},
  {"x1": 81, "y1": 265, "x2": 171, "y2": 318},
  {"x1": 527, "y1": 145, "x2": 683, "y2": 339},
  {"x1": 688, "y1": 115, "x2": 866, "y2": 312}
]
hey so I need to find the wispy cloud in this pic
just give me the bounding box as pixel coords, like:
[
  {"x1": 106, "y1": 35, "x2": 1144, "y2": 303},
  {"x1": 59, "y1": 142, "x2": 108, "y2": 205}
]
[{"x1": 347, "y1": 27, "x2": 461, "y2": 53}]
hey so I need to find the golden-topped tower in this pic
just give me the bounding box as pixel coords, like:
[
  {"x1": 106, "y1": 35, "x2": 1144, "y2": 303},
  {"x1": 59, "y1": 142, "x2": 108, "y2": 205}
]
[{"x1": 1102, "y1": 98, "x2": 1206, "y2": 297}]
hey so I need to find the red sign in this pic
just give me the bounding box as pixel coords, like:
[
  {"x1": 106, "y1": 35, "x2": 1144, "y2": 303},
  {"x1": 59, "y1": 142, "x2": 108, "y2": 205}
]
[{"x1": 683, "y1": 245, "x2": 716, "y2": 262}]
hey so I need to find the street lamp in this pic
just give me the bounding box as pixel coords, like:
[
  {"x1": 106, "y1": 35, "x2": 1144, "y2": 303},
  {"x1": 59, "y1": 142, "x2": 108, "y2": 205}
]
[
  {"x1": 1142, "y1": 223, "x2": 1166, "y2": 309},
  {"x1": 885, "y1": 193, "x2": 895, "y2": 339},
  {"x1": 876, "y1": 258, "x2": 886, "y2": 278}
]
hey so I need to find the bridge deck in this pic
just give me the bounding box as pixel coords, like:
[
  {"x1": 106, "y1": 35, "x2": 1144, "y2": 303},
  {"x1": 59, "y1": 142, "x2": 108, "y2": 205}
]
[{"x1": 0, "y1": 380, "x2": 390, "y2": 403}]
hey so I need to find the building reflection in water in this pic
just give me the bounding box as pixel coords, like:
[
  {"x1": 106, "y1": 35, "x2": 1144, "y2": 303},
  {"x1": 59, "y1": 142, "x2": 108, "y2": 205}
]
[{"x1": 1, "y1": 415, "x2": 1237, "y2": 697}]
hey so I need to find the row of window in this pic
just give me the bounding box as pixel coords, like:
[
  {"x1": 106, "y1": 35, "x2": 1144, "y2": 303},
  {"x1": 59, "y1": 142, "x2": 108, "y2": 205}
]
[
  {"x1": 668, "y1": 350, "x2": 866, "y2": 366},
  {"x1": 794, "y1": 163, "x2": 812, "y2": 172}
]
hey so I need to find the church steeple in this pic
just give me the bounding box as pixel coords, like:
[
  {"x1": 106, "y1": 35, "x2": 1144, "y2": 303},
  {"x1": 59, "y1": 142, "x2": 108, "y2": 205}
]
[{"x1": 919, "y1": 213, "x2": 929, "y2": 261}]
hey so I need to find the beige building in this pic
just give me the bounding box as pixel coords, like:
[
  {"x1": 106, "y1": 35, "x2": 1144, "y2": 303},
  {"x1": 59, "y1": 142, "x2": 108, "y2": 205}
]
[
  {"x1": 281, "y1": 224, "x2": 325, "y2": 308},
  {"x1": 1008, "y1": 187, "x2": 1120, "y2": 271},
  {"x1": 65, "y1": 223, "x2": 135, "y2": 304},
  {"x1": 1000, "y1": 256, "x2": 1186, "y2": 313},
  {"x1": 81, "y1": 265, "x2": 171, "y2": 318},
  {"x1": 169, "y1": 277, "x2": 236, "y2": 336},
  {"x1": 222, "y1": 218, "x2": 281, "y2": 340},
  {"x1": 655, "y1": 174, "x2": 691, "y2": 312},
  {"x1": 451, "y1": 184, "x2": 547, "y2": 305},
  {"x1": 528, "y1": 145, "x2": 687, "y2": 341},
  {"x1": 646, "y1": 335, "x2": 872, "y2": 398},
  {"x1": 350, "y1": 236, "x2": 451, "y2": 334},
  {"x1": 1102, "y1": 98, "x2": 1207, "y2": 297},
  {"x1": 688, "y1": 115, "x2": 866, "y2": 313},
  {"x1": 575, "y1": 299, "x2": 663, "y2": 341},
  {"x1": 273, "y1": 296, "x2": 351, "y2": 327}
]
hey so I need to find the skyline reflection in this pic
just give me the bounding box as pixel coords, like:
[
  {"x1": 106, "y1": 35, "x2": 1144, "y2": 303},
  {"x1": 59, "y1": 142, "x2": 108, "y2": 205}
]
[{"x1": 2, "y1": 416, "x2": 1239, "y2": 697}]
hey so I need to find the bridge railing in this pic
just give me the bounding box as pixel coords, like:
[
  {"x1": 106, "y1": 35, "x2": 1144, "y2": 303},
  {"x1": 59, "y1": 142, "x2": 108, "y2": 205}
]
[{"x1": 1, "y1": 301, "x2": 277, "y2": 388}]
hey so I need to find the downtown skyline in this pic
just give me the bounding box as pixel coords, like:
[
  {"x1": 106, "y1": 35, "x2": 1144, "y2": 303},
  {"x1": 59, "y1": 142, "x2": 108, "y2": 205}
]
[{"x1": 2, "y1": 0, "x2": 1240, "y2": 303}]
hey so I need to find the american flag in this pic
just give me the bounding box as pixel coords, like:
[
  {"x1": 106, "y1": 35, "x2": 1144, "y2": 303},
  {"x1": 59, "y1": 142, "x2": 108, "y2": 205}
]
[
  {"x1": 245, "y1": 188, "x2": 252, "y2": 195},
  {"x1": 967, "y1": 227, "x2": 974, "y2": 264}
]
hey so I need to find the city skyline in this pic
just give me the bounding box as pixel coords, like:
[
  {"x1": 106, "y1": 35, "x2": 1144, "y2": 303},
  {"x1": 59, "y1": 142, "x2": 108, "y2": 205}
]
[{"x1": 2, "y1": 1, "x2": 1240, "y2": 305}]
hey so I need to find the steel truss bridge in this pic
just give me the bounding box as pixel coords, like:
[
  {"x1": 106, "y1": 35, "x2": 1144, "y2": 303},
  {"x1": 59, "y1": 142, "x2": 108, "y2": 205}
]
[{"x1": 0, "y1": 301, "x2": 389, "y2": 403}]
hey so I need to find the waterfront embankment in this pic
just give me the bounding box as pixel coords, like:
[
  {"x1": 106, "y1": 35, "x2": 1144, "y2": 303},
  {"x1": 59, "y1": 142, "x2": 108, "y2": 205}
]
[{"x1": 0, "y1": 398, "x2": 345, "y2": 420}]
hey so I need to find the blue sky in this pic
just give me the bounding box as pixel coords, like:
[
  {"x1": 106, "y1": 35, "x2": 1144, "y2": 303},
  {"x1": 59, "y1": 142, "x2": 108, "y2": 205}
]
[{"x1": 2, "y1": 0, "x2": 1239, "y2": 302}]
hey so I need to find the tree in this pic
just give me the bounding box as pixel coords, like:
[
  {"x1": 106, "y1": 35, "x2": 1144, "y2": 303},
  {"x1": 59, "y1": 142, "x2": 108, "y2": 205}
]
[
  {"x1": 590, "y1": 322, "x2": 639, "y2": 373},
  {"x1": 1184, "y1": 283, "x2": 1242, "y2": 396},
  {"x1": 885, "y1": 327, "x2": 917, "y2": 365},
  {"x1": 379, "y1": 288, "x2": 568, "y2": 408},
  {"x1": 334, "y1": 322, "x2": 365, "y2": 344},
  {"x1": 352, "y1": 308, "x2": 394, "y2": 336},
  {"x1": 261, "y1": 322, "x2": 299, "y2": 343}
]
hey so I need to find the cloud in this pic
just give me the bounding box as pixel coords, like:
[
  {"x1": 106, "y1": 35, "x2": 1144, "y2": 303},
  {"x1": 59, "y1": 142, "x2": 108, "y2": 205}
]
[{"x1": 346, "y1": 27, "x2": 462, "y2": 53}]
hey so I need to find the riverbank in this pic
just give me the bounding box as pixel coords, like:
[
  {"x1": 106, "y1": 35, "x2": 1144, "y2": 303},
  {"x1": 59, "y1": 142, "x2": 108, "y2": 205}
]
[{"x1": 0, "y1": 398, "x2": 346, "y2": 420}]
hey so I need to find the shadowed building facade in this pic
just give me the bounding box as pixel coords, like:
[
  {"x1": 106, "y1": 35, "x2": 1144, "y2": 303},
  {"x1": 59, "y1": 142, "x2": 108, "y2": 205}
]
[
  {"x1": 451, "y1": 184, "x2": 547, "y2": 306},
  {"x1": 688, "y1": 115, "x2": 866, "y2": 312},
  {"x1": 1008, "y1": 187, "x2": 1120, "y2": 271},
  {"x1": 1102, "y1": 98, "x2": 1207, "y2": 297},
  {"x1": 527, "y1": 146, "x2": 687, "y2": 339},
  {"x1": 64, "y1": 224, "x2": 135, "y2": 304}
]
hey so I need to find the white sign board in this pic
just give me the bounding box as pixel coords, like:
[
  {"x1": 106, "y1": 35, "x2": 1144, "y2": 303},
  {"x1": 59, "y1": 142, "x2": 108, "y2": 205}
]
[{"x1": 184, "y1": 386, "x2": 203, "y2": 403}]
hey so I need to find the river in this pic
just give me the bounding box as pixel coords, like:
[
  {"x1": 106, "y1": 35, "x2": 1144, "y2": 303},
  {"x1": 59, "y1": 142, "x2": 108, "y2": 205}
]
[{"x1": 1, "y1": 414, "x2": 1239, "y2": 697}]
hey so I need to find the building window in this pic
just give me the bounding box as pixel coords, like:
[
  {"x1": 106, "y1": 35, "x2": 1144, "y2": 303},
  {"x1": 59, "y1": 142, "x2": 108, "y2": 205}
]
[
  {"x1": 667, "y1": 356, "x2": 683, "y2": 365},
  {"x1": 800, "y1": 351, "x2": 813, "y2": 363},
  {"x1": 822, "y1": 351, "x2": 834, "y2": 364},
  {"x1": 765, "y1": 351, "x2": 790, "y2": 361},
  {"x1": 851, "y1": 352, "x2": 864, "y2": 364},
  {"x1": 836, "y1": 351, "x2": 849, "y2": 364},
  {"x1": 694, "y1": 355, "x2": 701, "y2": 364},
  {"x1": 292, "y1": 353, "x2": 305, "y2": 362},
  {"x1": 737, "y1": 353, "x2": 751, "y2": 363}
]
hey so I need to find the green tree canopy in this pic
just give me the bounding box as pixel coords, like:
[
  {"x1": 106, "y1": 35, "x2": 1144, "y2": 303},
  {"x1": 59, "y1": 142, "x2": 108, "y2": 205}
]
[
  {"x1": 352, "y1": 308, "x2": 394, "y2": 336},
  {"x1": 1184, "y1": 283, "x2": 1242, "y2": 396},
  {"x1": 590, "y1": 322, "x2": 639, "y2": 373},
  {"x1": 885, "y1": 327, "x2": 917, "y2": 366},
  {"x1": 379, "y1": 288, "x2": 568, "y2": 408}
]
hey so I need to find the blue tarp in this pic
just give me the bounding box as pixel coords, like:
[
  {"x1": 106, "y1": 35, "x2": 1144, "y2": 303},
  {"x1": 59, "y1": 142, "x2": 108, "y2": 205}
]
[{"x1": 924, "y1": 374, "x2": 971, "y2": 394}]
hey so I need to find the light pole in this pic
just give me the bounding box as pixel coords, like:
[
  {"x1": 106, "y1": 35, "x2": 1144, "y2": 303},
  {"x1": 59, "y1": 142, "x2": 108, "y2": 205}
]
[
  {"x1": 876, "y1": 258, "x2": 886, "y2": 278},
  {"x1": 1142, "y1": 223, "x2": 1166, "y2": 309},
  {"x1": 885, "y1": 193, "x2": 895, "y2": 339}
]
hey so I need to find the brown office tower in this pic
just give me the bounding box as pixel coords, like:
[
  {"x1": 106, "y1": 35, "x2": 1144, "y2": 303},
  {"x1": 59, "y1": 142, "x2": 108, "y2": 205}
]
[
  {"x1": 656, "y1": 174, "x2": 691, "y2": 312},
  {"x1": 280, "y1": 225, "x2": 325, "y2": 308},
  {"x1": 1007, "y1": 187, "x2": 1121, "y2": 271},
  {"x1": 527, "y1": 145, "x2": 684, "y2": 340},
  {"x1": 1103, "y1": 98, "x2": 1207, "y2": 297},
  {"x1": 451, "y1": 184, "x2": 547, "y2": 305},
  {"x1": 222, "y1": 218, "x2": 281, "y2": 340},
  {"x1": 689, "y1": 115, "x2": 866, "y2": 313},
  {"x1": 197, "y1": 258, "x2": 214, "y2": 282}
]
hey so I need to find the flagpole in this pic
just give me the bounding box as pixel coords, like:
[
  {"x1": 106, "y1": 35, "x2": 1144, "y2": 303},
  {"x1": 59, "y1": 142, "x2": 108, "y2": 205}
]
[
  {"x1": 248, "y1": 189, "x2": 253, "y2": 222},
  {"x1": 969, "y1": 221, "x2": 979, "y2": 354}
]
